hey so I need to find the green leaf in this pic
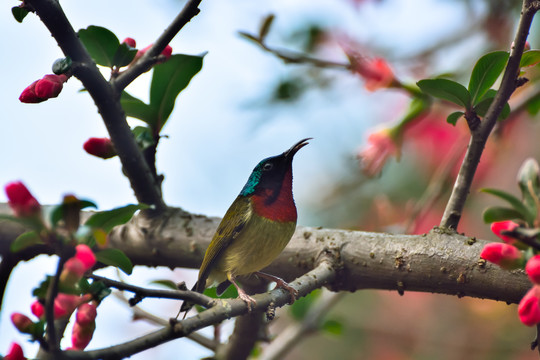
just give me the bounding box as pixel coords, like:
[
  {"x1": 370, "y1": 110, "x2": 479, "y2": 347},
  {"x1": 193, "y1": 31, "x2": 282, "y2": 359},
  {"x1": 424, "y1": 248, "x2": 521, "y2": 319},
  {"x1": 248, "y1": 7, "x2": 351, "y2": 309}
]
[
  {"x1": 132, "y1": 126, "x2": 156, "y2": 151},
  {"x1": 78, "y1": 26, "x2": 120, "y2": 67},
  {"x1": 112, "y1": 43, "x2": 137, "y2": 68},
  {"x1": 473, "y1": 90, "x2": 511, "y2": 120},
  {"x1": 447, "y1": 111, "x2": 464, "y2": 126},
  {"x1": 417, "y1": 79, "x2": 471, "y2": 109},
  {"x1": 468, "y1": 51, "x2": 509, "y2": 104},
  {"x1": 321, "y1": 319, "x2": 343, "y2": 336},
  {"x1": 149, "y1": 54, "x2": 204, "y2": 132},
  {"x1": 517, "y1": 158, "x2": 540, "y2": 224},
  {"x1": 50, "y1": 199, "x2": 97, "y2": 228},
  {"x1": 120, "y1": 92, "x2": 155, "y2": 125},
  {"x1": 84, "y1": 204, "x2": 149, "y2": 233},
  {"x1": 482, "y1": 207, "x2": 525, "y2": 223},
  {"x1": 10, "y1": 231, "x2": 44, "y2": 252},
  {"x1": 527, "y1": 93, "x2": 540, "y2": 115},
  {"x1": 33, "y1": 276, "x2": 53, "y2": 300},
  {"x1": 85, "y1": 279, "x2": 112, "y2": 302},
  {"x1": 289, "y1": 289, "x2": 321, "y2": 320},
  {"x1": 480, "y1": 188, "x2": 532, "y2": 222},
  {"x1": 520, "y1": 50, "x2": 540, "y2": 67},
  {"x1": 12, "y1": 6, "x2": 29, "y2": 23},
  {"x1": 150, "y1": 279, "x2": 179, "y2": 290},
  {"x1": 95, "y1": 248, "x2": 133, "y2": 275}
]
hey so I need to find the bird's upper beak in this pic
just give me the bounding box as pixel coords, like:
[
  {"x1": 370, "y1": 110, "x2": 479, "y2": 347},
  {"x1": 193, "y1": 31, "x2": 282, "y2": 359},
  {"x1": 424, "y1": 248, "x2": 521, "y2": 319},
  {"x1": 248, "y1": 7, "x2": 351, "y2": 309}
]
[{"x1": 284, "y1": 138, "x2": 312, "y2": 159}]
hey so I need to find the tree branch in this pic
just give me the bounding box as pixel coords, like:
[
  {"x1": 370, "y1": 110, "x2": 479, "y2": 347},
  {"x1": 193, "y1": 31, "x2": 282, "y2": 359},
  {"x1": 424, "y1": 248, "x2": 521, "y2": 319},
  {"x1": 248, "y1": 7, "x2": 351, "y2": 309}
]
[
  {"x1": 112, "y1": 0, "x2": 203, "y2": 91},
  {"x1": 0, "y1": 207, "x2": 530, "y2": 305},
  {"x1": 25, "y1": 0, "x2": 167, "y2": 210},
  {"x1": 440, "y1": 0, "x2": 540, "y2": 229}
]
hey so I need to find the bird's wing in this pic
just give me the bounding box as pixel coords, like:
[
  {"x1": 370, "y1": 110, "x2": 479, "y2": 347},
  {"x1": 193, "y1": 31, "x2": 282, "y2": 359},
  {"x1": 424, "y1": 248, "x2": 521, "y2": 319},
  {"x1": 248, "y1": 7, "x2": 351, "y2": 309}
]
[{"x1": 195, "y1": 196, "x2": 251, "y2": 293}]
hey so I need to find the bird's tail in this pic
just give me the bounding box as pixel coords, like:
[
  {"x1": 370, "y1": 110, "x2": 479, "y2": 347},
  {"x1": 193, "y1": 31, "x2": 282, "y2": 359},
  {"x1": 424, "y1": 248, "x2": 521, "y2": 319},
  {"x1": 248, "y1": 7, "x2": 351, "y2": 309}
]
[{"x1": 178, "y1": 281, "x2": 198, "y2": 319}]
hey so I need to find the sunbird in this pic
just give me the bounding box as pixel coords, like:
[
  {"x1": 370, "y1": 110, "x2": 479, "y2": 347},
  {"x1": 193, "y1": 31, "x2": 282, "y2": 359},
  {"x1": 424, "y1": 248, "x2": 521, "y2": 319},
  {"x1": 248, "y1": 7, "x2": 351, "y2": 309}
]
[{"x1": 181, "y1": 138, "x2": 310, "y2": 314}]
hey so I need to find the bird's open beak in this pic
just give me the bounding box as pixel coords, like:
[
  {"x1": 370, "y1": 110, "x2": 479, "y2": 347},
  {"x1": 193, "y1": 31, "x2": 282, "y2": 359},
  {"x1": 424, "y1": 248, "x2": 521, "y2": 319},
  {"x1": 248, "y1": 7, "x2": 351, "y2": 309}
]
[{"x1": 284, "y1": 138, "x2": 312, "y2": 159}]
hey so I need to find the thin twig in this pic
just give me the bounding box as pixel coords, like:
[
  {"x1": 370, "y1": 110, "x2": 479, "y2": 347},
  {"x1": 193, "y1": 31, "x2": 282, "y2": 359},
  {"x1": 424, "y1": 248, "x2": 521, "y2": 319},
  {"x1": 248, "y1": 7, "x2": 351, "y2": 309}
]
[
  {"x1": 88, "y1": 274, "x2": 214, "y2": 307},
  {"x1": 112, "y1": 291, "x2": 218, "y2": 350},
  {"x1": 112, "y1": 0, "x2": 203, "y2": 91},
  {"x1": 259, "y1": 289, "x2": 344, "y2": 360},
  {"x1": 440, "y1": 0, "x2": 540, "y2": 230}
]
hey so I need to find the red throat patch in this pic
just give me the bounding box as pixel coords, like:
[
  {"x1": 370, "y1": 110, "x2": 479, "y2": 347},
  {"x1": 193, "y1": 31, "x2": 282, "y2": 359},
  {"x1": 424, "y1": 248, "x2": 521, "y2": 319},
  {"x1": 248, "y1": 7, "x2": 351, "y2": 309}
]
[{"x1": 250, "y1": 168, "x2": 297, "y2": 222}]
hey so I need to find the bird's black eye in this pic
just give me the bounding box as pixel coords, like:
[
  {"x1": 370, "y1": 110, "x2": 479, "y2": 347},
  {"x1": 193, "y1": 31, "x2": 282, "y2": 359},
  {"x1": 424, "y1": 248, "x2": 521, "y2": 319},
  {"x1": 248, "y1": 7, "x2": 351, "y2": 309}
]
[{"x1": 263, "y1": 162, "x2": 273, "y2": 171}]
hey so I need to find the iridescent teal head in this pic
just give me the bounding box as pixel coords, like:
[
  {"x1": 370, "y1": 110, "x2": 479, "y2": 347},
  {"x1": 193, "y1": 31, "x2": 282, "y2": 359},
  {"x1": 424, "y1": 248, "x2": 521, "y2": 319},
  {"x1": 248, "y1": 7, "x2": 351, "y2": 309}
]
[{"x1": 240, "y1": 138, "x2": 311, "y2": 197}]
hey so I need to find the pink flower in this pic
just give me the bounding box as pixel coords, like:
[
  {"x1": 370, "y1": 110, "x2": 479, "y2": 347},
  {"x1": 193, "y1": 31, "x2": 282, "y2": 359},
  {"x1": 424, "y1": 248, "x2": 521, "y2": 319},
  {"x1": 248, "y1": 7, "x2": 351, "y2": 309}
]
[
  {"x1": 491, "y1": 220, "x2": 520, "y2": 244},
  {"x1": 339, "y1": 37, "x2": 395, "y2": 91},
  {"x1": 136, "y1": 44, "x2": 173, "y2": 62},
  {"x1": 71, "y1": 304, "x2": 97, "y2": 350},
  {"x1": 54, "y1": 293, "x2": 89, "y2": 318},
  {"x1": 60, "y1": 258, "x2": 86, "y2": 287},
  {"x1": 76, "y1": 303, "x2": 97, "y2": 326},
  {"x1": 527, "y1": 255, "x2": 540, "y2": 285},
  {"x1": 161, "y1": 45, "x2": 173, "y2": 60},
  {"x1": 519, "y1": 286, "x2": 540, "y2": 326},
  {"x1": 5, "y1": 342, "x2": 26, "y2": 360},
  {"x1": 10, "y1": 313, "x2": 33, "y2": 334},
  {"x1": 122, "y1": 37, "x2": 136, "y2": 48},
  {"x1": 19, "y1": 74, "x2": 67, "y2": 103},
  {"x1": 357, "y1": 129, "x2": 400, "y2": 176},
  {"x1": 71, "y1": 321, "x2": 96, "y2": 350},
  {"x1": 5, "y1": 181, "x2": 41, "y2": 217},
  {"x1": 480, "y1": 242, "x2": 523, "y2": 270},
  {"x1": 75, "y1": 244, "x2": 96, "y2": 270},
  {"x1": 83, "y1": 137, "x2": 116, "y2": 159},
  {"x1": 30, "y1": 301, "x2": 44, "y2": 318}
]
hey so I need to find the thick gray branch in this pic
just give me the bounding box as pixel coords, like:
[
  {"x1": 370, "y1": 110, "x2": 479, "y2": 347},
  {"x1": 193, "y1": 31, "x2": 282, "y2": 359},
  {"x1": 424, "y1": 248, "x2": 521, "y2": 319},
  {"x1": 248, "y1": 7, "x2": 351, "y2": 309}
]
[{"x1": 1, "y1": 206, "x2": 529, "y2": 305}]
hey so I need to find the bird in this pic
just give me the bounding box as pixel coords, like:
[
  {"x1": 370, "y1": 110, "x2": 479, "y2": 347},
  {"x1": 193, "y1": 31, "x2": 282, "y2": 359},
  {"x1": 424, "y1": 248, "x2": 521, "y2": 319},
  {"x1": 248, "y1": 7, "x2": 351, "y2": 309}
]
[{"x1": 181, "y1": 138, "x2": 310, "y2": 315}]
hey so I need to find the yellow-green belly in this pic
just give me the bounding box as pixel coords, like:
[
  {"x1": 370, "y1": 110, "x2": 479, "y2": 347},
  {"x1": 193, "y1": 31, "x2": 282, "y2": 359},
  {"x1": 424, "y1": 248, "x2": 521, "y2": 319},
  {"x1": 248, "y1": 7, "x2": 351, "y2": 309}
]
[{"x1": 207, "y1": 215, "x2": 295, "y2": 286}]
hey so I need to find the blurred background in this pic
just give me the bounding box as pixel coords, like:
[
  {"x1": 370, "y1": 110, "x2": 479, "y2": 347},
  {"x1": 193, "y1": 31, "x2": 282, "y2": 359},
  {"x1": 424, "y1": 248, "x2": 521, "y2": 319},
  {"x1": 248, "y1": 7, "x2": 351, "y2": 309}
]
[{"x1": 2, "y1": 0, "x2": 540, "y2": 358}]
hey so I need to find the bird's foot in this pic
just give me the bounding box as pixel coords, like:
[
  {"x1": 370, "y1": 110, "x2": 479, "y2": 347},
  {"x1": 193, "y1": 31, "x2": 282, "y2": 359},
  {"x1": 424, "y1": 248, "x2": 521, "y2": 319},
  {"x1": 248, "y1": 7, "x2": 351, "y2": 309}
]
[
  {"x1": 255, "y1": 271, "x2": 298, "y2": 304},
  {"x1": 237, "y1": 288, "x2": 257, "y2": 312}
]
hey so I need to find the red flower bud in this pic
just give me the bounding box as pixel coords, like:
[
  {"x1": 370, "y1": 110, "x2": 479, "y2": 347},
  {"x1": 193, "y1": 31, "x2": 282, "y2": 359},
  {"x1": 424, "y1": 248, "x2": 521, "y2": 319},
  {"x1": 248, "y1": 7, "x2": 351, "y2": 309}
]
[
  {"x1": 10, "y1": 313, "x2": 34, "y2": 334},
  {"x1": 83, "y1": 137, "x2": 116, "y2": 159},
  {"x1": 71, "y1": 320, "x2": 96, "y2": 350},
  {"x1": 60, "y1": 258, "x2": 86, "y2": 287},
  {"x1": 490, "y1": 220, "x2": 519, "y2": 244},
  {"x1": 161, "y1": 45, "x2": 173, "y2": 60},
  {"x1": 18, "y1": 80, "x2": 43, "y2": 103},
  {"x1": 519, "y1": 286, "x2": 540, "y2": 326},
  {"x1": 136, "y1": 44, "x2": 173, "y2": 62},
  {"x1": 76, "y1": 303, "x2": 97, "y2": 326},
  {"x1": 75, "y1": 244, "x2": 96, "y2": 271},
  {"x1": 526, "y1": 255, "x2": 540, "y2": 284},
  {"x1": 4, "y1": 181, "x2": 41, "y2": 218},
  {"x1": 54, "y1": 293, "x2": 83, "y2": 318},
  {"x1": 122, "y1": 37, "x2": 136, "y2": 48},
  {"x1": 19, "y1": 74, "x2": 67, "y2": 103},
  {"x1": 30, "y1": 300, "x2": 44, "y2": 318},
  {"x1": 34, "y1": 74, "x2": 67, "y2": 99},
  {"x1": 5, "y1": 342, "x2": 26, "y2": 360},
  {"x1": 480, "y1": 242, "x2": 523, "y2": 269}
]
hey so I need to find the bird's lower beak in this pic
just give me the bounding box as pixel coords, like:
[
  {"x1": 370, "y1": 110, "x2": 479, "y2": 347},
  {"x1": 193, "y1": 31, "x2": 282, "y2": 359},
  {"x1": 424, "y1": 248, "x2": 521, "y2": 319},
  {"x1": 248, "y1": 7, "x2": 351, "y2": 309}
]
[{"x1": 284, "y1": 138, "x2": 312, "y2": 158}]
